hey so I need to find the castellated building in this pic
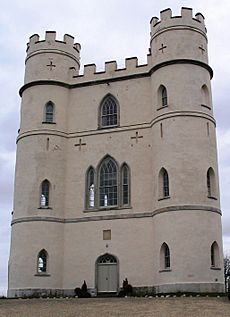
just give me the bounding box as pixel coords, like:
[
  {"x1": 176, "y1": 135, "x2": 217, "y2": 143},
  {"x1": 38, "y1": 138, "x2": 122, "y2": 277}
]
[{"x1": 8, "y1": 7, "x2": 224, "y2": 297}]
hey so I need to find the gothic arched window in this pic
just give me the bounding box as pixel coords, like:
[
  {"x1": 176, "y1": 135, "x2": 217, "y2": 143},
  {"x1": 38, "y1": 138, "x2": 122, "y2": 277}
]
[
  {"x1": 211, "y1": 241, "x2": 220, "y2": 268},
  {"x1": 99, "y1": 157, "x2": 118, "y2": 207},
  {"x1": 158, "y1": 85, "x2": 168, "y2": 107},
  {"x1": 37, "y1": 249, "x2": 48, "y2": 273},
  {"x1": 121, "y1": 163, "x2": 130, "y2": 206},
  {"x1": 159, "y1": 168, "x2": 169, "y2": 198},
  {"x1": 160, "y1": 243, "x2": 171, "y2": 269},
  {"x1": 201, "y1": 84, "x2": 210, "y2": 108},
  {"x1": 86, "y1": 167, "x2": 95, "y2": 209},
  {"x1": 40, "y1": 179, "x2": 50, "y2": 208},
  {"x1": 100, "y1": 95, "x2": 119, "y2": 128},
  {"x1": 162, "y1": 86, "x2": 168, "y2": 107},
  {"x1": 44, "y1": 101, "x2": 54, "y2": 123},
  {"x1": 207, "y1": 167, "x2": 216, "y2": 198}
]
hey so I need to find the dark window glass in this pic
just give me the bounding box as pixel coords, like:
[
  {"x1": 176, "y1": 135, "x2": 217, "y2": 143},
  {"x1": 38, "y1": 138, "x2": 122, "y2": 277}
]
[
  {"x1": 162, "y1": 87, "x2": 167, "y2": 106},
  {"x1": 163, "y1": 169, "x2": 169, "y2": 197},
  {"x1": 211, "y1": 243, "x2": 215, "y2": 266},
  {"x1": 207, "y1": 169, "x2": 211, "y2": 196},
  {"x1": 164, "y1": 244, "x2": 170, "y2": 268}
]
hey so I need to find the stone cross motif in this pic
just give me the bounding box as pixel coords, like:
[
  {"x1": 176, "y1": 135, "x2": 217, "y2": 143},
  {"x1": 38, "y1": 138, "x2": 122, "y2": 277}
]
[
  {"x1": 74, "y1": 138, "x2": 86, "y2": 150},
  {"x1": 159, "y1": 43, "x2": 167, "y2": 53},
  {"x1": 199, "y1": 45, "x2": 205, "y2": 54},
  {"x1": 131, "y1": 131, "x2": 143, "y2": 143},
  {"x1": 47, "y1": 61, "x2": 56, "y2": 71}
]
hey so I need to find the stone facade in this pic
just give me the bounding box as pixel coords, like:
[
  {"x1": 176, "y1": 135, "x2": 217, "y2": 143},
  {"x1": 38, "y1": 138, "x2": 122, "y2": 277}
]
[{"x1": 8, "y1": 7, "x2": 225, "y2": 297}]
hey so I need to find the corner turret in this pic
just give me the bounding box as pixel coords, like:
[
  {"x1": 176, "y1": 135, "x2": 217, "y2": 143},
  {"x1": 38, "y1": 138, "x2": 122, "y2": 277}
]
[
  {"x1": 150, "y1": 7, "x2": 208, "y2": 66},
  {"x1": 24, "y1": 31, "x2": 81, "y2": 83}
]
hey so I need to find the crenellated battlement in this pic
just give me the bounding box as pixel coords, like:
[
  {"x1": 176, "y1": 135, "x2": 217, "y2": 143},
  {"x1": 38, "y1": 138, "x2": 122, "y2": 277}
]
[
  {"x1": 150, "y1": 7, "x2": 206, "y2": 39},
  {"x1": 72, "y1": 56, "x2": 152, "y2": 83},
  {"x1": 26, "y1": 31, "x2": 81, "y2": 61},
  {"x1": 23, "y1": 7, "x2": 210, "y2": 86}
]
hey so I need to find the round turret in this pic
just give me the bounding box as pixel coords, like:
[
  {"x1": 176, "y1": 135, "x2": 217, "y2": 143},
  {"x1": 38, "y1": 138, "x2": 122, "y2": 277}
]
[
  {"x1": 24, "y1": 31, "x2": 81, "y2": 83},
  {"x1": 150, "y1": 7, "x2": 208, "y2": 66},
  {"x1": 149, "y1": 8, "x2": 223, "y2": 293}
]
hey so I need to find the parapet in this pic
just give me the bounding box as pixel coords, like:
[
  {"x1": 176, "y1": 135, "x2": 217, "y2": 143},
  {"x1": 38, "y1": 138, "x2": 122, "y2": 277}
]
[
  {"x1": 150, "y1": 7, "x2": 206, "y2": 39},
  {"x1": 71, "y1": 55, "x2": 152, "y2": 84},
  {"x1": 26, "y1": 31, "x2": 81, "y2": 62}
]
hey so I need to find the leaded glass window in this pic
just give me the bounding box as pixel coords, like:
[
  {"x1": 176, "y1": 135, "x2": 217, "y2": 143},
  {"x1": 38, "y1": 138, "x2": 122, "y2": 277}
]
[
  {"x1": 100, "y1": 96, "x2": 118, "y2": 128},
  {"x1": 45, "y1": 101, "x2": 54, "y2": 123},
  {"x1": 99, "y1": 158, "x2": 118, "y2": 207}
]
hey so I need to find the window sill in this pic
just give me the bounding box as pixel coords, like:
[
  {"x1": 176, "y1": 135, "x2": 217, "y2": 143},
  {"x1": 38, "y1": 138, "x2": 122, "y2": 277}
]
[
  {"x1": 38, "y1": 207, "x2": 52, "y2": 210},
  {"x1": 42, "y1": 121, "x2": 56, "y2": 124},
  {"x1": 201, "y1": 104, "x2": 211, "y2": 110},
  {"x1": 210, "y1": 266, "x2": 221, "y2": 270},
  {"x1": 98, "y1": 125, "x2": 119, "y2": 130},
  {"x1": 34, "y1": 273, "x2": 50, "y2": 277},
  {"x1": 159, "y1": 269, "x2": 172, "y2": 273},
  {"x1": 158, "y1": 196, "x2": 170, "y2": 201},
  {"x1": 207, "y1": 196, "x2": 217, "y2": 200},
  {"x1": 157, "y1": 105, "x2": 168, "y2": 111},
  {"x1": 84, "y1": 205, "x2": 132, "y2": 213}
]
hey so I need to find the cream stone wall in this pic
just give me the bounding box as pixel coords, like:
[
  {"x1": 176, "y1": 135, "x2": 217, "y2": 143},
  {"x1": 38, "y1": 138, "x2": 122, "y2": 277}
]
[{"x1": 8, "y1": 7, "x2": 224, "y2": 297}]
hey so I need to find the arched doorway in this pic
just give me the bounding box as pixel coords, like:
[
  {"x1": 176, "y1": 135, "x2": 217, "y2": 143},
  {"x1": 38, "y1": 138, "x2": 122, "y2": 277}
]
[{"x1": 96, "y1": 253, "x2": 118, "y2": 293}]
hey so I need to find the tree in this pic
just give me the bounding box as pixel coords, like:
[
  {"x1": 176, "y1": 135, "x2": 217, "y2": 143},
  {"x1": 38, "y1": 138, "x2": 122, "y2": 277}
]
[{"x1": 224, "y1": 255, "x2": 230, "y2": 292}]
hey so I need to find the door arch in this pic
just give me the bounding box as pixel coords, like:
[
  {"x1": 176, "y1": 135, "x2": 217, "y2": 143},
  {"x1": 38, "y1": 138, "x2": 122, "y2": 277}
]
[{"x1": 96, "y1": 253, "x2": 119, "y2": 293}]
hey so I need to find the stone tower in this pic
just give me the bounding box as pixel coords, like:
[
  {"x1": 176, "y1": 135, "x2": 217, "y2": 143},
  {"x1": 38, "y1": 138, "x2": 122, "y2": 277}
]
[{"x1": 8, "y1": 8, "x2": 224, "y2": 297}]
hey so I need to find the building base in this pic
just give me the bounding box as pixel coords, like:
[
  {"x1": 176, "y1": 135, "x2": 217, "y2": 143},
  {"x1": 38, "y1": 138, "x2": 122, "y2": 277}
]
[{"x1": 8, "y1": 283, "x2": 225, "y2": 298}]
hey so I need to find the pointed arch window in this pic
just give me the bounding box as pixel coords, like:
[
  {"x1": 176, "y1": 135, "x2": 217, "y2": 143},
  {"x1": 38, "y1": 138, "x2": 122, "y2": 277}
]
[
  {"x1": 85, "y1": 157, "x2": 131, "y2": 210},
  {"x1": 201, "y1": 84, "x2": 211, "y2": 109},
  {"x1": 159, "y1": 168, "x2": 169, "y2": 199},
  {"x1": 86, "y1": 167, "x2": 95, "y2": 208},
  {"x1": 207, "y1": 167, "x2": 216, "y2": 198},
  {"x1": 37, "y1": 249, "x2": 48, "y2": 273},
  {"x1": 99, "y1": 157, "x2": 118, "y2": 207},
  {"x1": 44, "y1": 101, "x2": 54, "y2": 123},
  {"x1": 40, "y1": 180, "x2": 50, "y2": 208},
  {"x1": 158, "y1": 85, "x2": 168, "y2": 108},
  {"x1": 121, "y1": 164, "x2": 130, "y2": 206},
  {"x1": 162, "y1": 86, "x2": 168, "y2": 107},
  {"x1": 160, "y1": 243, "x2": 171, "y2": 270},
  {"x1": 100, "y1": 95, "x2": 119, "y2": 128},
  {"x1": 211, "y1": 241, "x2": 220, "y2": 268}
]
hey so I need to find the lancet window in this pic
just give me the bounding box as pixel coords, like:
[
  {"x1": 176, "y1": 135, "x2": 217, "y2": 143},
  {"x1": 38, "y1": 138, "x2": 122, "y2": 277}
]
[
  {"x1": 85, "y1": 157, "x2": 130, "y2": 210},
  {"x1": 44, "y1": 101, "x2": 54, "y2": 123},
  {"x1": 99, "y1": 95, "x2": 119, "y2": 128}
]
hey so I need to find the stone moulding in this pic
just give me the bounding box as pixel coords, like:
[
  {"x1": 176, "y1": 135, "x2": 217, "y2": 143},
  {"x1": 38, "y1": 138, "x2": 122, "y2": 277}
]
[{"x1": 11, "y1": 205, "x2": 221, "y2": 226}]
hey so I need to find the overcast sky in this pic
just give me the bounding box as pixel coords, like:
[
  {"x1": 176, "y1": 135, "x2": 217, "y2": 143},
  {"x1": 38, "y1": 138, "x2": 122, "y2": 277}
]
[{"x1": 1, "y1": 0, "x2": 230, "y2": 295}]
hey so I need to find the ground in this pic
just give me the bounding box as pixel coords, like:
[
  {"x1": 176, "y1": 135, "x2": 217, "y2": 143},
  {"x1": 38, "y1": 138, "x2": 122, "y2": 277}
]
[{"x1": 0, "y1": 297, "x2": 229, "y2": 317}]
